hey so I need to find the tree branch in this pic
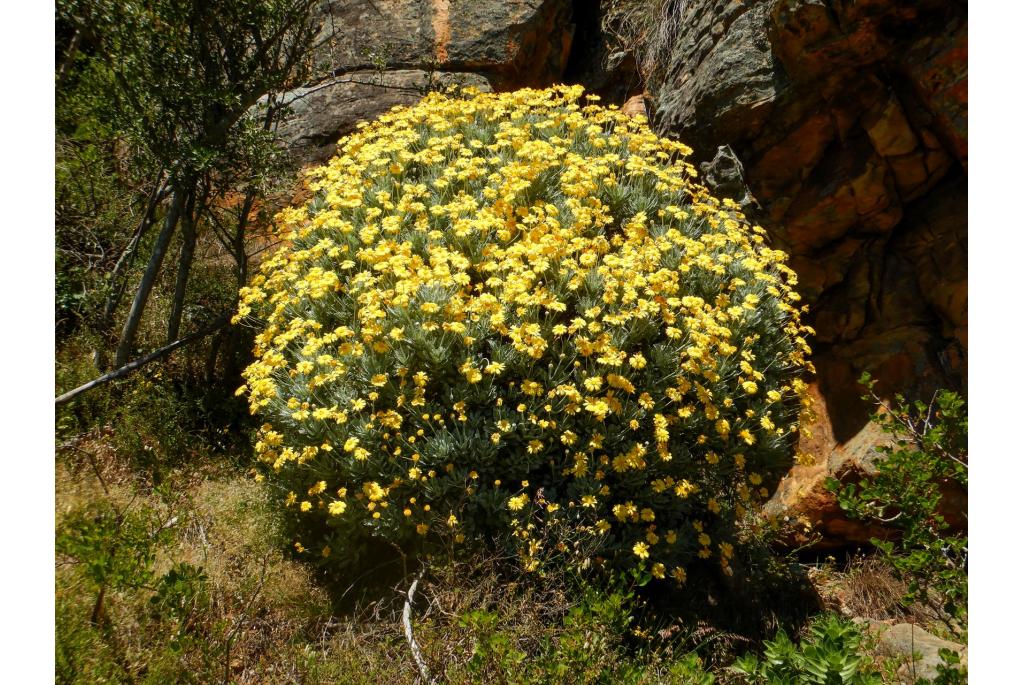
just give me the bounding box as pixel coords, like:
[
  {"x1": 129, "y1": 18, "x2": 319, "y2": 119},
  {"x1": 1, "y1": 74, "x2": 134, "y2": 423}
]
[{"x1": 56, "y1": 312, "x2": 233, "y2": 406}]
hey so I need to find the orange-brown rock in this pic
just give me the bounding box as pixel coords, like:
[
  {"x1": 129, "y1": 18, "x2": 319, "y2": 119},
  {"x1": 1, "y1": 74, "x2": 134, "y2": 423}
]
[
  {"x1": 765, "y1": 382, "x2": 966, "y2": 548},
  {"x1": 621, "y1": 94, "x2": 646, "y2": 118},
  {"x1": 632, "y1": 0, "x2": 966, "y2": 378},
  {"x1": 765, "y1": 384, "x2": 893, "y2": 548}
]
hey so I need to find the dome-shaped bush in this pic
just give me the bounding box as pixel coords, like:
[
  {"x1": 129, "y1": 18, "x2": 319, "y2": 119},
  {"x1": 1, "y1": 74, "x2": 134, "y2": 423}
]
[{"x1": 235, "y1": 85, "x2": 814, "y2": 581}]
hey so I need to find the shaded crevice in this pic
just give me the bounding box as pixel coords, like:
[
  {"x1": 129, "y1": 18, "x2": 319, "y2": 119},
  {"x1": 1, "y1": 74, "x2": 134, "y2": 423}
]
[{"x1": 562, "y1": 0, "x2": 643, "y2": 102}]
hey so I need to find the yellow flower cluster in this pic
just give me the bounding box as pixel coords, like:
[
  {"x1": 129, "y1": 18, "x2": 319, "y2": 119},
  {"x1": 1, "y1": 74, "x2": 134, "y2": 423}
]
[{"x1": 235, "y1": 85, "x2": 814, "y2": 580}]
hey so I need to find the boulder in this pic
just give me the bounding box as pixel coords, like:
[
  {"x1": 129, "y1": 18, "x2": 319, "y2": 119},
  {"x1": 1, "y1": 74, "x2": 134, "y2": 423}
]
[
  {"x1": 765, "y1": 366, "x2": 966, "y2": 548},
  {"x1": 765, "y1": 385, "x2": 893, "y2": 549},
  {"x1": 857, "y1": 619, "x2": 966, "y2": 681},
  {"x1": 276, "y1": 70, "x2": 491, "y2": 165},
  {"x1": 314, "y1": 0, "x2": 573, "y2": 88},
  {"x1": 653, "y1": 1, "x2": 780, "y2": 150}
]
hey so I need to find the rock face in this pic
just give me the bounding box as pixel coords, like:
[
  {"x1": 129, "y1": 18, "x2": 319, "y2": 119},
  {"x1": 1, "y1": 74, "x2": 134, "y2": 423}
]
[
  {"x1": 277, "y1": 0, "x2": 574, "y2": 164},
  {"x1": 617, "y1": 0, "x2": 967, "y2": 544},
  {"x1": 273, "y1": 0, "x2": 967, "y2": 548}
]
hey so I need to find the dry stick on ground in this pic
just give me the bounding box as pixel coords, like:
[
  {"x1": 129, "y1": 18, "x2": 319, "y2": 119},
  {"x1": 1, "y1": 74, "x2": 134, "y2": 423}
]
[
  {"x1": 403, "y1": 569, "x2": 435, "y2": 685},
  {"x1": 55, "y1": 312, "x2": 232, "y2": 405}
]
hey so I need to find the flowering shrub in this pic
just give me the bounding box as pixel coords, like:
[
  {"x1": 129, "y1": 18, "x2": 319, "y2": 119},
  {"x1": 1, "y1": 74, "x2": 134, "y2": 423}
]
[{"x1": 235, "y1": 85, "x2": 814, "y2": 581}]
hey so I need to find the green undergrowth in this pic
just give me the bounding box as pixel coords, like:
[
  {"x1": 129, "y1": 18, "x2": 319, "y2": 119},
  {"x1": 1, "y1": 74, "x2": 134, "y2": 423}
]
[
  {"x1": 55, "y1": 431, "x2": 960, "y2": 684},
  {"x1": 56, "y1": 441, "x2": 720, "y2": 684}
]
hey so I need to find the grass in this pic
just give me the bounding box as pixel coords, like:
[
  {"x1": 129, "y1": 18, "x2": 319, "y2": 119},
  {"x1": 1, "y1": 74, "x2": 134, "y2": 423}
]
[
  {"x1": 56, "y1": 447, "x2": 330, "y2": 683},
  {"x1": 56, "y1": 397, "x2": 719, "y2": 684}
]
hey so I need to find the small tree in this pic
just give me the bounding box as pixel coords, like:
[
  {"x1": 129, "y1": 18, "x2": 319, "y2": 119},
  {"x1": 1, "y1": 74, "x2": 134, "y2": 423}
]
[
  {"x1": 827, "y1": 375, "x2": 967, "y2": 636},
  {"x1": 56, "y1": 0, "x2": 321, "y2": 368}
]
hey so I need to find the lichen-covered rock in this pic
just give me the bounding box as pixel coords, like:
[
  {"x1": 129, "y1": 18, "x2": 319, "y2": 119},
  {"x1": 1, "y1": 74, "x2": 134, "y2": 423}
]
[
  {"x1": 275, "y1": 0, "x2": 574, "y2": 164},
  {"x1": 654, "y1": 1, "x2": 779, "y2": 146},
  {"x1": 276, "y1": 70, "x2": 491, "y2": 164},
  {"x1": 316, "y1": 0, "x2": 573, "y2": 87}
]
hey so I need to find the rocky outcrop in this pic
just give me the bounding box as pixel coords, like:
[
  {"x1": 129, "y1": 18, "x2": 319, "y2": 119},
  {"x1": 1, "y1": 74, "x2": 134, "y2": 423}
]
[
  {"x1": 637, "y1": 0, "x2": 966, "y2": 392},
  {"x1": 613, "y1": 0, "x2": 967, "y2": 545},
  {"x1": 277, "y1": 0, "x2": 574, "y2": 164}
]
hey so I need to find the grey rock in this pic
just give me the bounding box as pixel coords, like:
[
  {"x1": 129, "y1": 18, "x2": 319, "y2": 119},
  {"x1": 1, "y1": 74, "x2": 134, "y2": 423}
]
[
  {"x1": 314, "y1": 0, "x2": 572, "y2": 88},
  {"x1": 699, "y1": 145, "x2": 759, "y2": 212},
  {"x1": 275, "y1": 70, "x2": 491, "y2": 165},
  {"x1": 857, "y1": 619, "x2": 966, "y2": 681},
  {"x1": 654, "y1": 2, "x2": 782, "y2": 156},
  {"x1": 275, "y1": 0, "x2": 575, "y2": 164}
]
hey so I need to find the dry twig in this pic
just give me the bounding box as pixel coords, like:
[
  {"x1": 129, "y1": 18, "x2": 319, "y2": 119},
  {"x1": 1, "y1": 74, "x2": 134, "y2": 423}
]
[{"x1": 403, "y1": 569, "x2": 434, "y2": 684}]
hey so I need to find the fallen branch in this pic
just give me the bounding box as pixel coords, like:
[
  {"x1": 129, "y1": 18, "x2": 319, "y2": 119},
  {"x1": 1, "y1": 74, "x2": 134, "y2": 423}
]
[
  {"x1": 403, "y1": 570, "x2": 434, "y2": 685},
  {"x1": 55, "y1": 312, "x2": 233, "y2": 405}
]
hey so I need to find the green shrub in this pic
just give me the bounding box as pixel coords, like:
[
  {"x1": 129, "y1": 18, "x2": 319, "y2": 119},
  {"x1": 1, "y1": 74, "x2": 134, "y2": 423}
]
[
  {"x1": 455, "y1": 578, "x2": 714, "y2": 684},
  {"x1": 236, "y1": 85, "x2": 815, "y2": 580},
  {"x1": 730, "y1": 614, "x2": 882, "y2": 684},
  {"x1": 923, "y1": 649, "x2": 967, "y2": 685},
  {"x1": 56, "y1": 501, "x2": 176, "y2": 629},
  {"x1": 827, "y1": 376, "x2": 967, "y2": 636}
]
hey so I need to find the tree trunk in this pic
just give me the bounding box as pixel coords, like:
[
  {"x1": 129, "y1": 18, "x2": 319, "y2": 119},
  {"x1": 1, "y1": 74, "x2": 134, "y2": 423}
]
[
  {"x1": 56, "y1": 27, "x2": 83, "y2": 87},
  {"x1": 93, "y1": 176, "x2": 166, "y2": 370},
  {"x1": 204, "y1": 329, "x2": 224, "y2": 382},
  {"x1": 223, "y1": 191, "x2": 255, "y2": 381},
  {"x1": 166, "y1": 191, "x2": 198, "y2": 343},
  {"x1": 114, "y1": 187, "x2": 186, "y2": 367}
]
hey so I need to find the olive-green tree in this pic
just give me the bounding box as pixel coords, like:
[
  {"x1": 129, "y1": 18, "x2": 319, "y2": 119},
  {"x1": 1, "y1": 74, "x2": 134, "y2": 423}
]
[{"x1": 56, "y1": 0, "x2": 321, "y2": 369}]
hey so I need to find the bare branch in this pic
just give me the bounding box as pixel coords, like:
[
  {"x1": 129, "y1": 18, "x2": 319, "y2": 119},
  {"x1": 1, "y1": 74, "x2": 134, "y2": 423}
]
[{"x1": 56, "y1": 312, "x2": 233, "y2": 406}]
